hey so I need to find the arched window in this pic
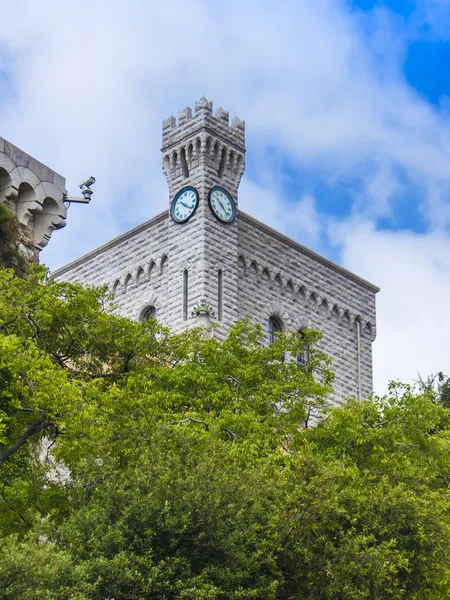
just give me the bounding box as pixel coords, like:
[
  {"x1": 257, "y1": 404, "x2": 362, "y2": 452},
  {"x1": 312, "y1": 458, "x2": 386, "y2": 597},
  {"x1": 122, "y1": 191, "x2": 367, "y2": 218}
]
[
  {"x1": 297, "y1": 329, "x2": 310, "y2": 366},
  {"x1": 268, "y1": 316, "x2": 283, "y2": 346},
  {"x1": 141, "y1": 306, "x2": 157, "y2": 321}
]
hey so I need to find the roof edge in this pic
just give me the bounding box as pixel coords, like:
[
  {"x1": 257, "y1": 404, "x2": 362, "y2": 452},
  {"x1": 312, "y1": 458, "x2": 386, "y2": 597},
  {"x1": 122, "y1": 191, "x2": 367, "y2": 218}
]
[
  {"x1": 238, "y1": 211, "x2": 380, "y2": 294},
  {"x1": 51, "y1": 210, "x2": 168, "y2": 277}
]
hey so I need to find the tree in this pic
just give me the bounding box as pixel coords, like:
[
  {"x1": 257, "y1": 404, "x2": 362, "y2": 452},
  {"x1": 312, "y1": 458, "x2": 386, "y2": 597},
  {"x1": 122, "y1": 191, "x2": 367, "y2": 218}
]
[
  {"x1": 0, "y1": 265, "x2": 449, "y2": 599},
  {"x1": 418, "y1": 371, "x2": 450, "y2": 410},
  {"x1": 0, "y1": 202, "x2": 26, "y2": 272}
]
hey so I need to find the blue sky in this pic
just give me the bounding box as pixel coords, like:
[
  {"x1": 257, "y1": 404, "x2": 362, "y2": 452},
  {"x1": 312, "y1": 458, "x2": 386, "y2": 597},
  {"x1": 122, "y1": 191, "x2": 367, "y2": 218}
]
[{"x1": 1, "y1": 0, "x2": 450, "y2": 393}]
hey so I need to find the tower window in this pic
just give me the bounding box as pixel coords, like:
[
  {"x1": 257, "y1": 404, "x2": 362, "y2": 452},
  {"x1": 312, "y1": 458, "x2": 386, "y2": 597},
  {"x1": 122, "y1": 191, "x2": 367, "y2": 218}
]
[
  {"x1": 183, "y1": 269, "x2": 188, "y2": 321},
  {"x1": 297, "y1": 329, "x2": 310, "y2": 366},
  {"x1": 268, "y1": 316, "x2": 283, "y2": 346},
  {"x1": 218, "y1": 269, "x2": 223, "y2": 321},
  {"x1": 141, "y1": 306, "x2": 157, "y2": 321}
]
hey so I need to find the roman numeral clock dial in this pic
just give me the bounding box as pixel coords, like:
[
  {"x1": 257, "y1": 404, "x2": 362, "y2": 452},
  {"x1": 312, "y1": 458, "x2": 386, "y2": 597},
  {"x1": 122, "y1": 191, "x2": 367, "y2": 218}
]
[
  {"x1": 208, "y1": 186, "x2": 236, "y2": 223},
  {"x1": 170, "y1": 186, "x2": 199, "y2": 223}
]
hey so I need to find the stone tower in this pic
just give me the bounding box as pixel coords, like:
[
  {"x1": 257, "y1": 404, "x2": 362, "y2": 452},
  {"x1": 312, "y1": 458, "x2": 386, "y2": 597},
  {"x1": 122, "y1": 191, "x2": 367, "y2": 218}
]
[
  {"x1": 161, "y1": 98, "x2": 246, "y2": 333},
  {"x1": 54, "y1": 98, "x2": 379, "y2": 403}
]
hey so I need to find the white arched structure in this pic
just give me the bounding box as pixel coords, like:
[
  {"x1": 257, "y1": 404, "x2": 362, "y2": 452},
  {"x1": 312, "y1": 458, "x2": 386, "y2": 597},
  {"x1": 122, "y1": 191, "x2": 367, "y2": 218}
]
[{"x1": 0, "y1": 136, "x2": 67, "y2": 258}]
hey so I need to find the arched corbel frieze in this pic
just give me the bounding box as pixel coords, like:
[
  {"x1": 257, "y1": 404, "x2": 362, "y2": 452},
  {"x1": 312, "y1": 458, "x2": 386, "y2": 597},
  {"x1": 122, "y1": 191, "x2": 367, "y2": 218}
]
[
  {"x1": 160, "y1": 254, "x2": 169, "y2": 275},
  {"x1": 0, "y1": 160, "x2": 67, "y2": 251},
  {"x1": 0, "y1": 155, "x2": 16, "y2": 202}
]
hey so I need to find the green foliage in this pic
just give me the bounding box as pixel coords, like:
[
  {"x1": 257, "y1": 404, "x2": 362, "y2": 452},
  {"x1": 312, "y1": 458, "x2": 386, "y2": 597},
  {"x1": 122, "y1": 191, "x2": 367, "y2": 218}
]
[
  {"x1": 0, "y1": 265, "x2": 449, "y2": 598},
  {"x1": 418, "y1": 371, "x2": 450, "y2": 410},
  {"x1": 0, "y1": 202, "x2": 26, "y2": 271}
]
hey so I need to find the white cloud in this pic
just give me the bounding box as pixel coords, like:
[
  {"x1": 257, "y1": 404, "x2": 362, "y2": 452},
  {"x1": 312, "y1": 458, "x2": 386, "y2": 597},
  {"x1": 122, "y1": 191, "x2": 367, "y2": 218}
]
[
  {"x1": 1, "y1": 0, "x2": 450, "y2": 389},
  {"x1": 240, "y1": 180, "x2": 322, "y2": 248},
  {"x1": 330, "y1": 219, "x2": 450, "y2": 393}
]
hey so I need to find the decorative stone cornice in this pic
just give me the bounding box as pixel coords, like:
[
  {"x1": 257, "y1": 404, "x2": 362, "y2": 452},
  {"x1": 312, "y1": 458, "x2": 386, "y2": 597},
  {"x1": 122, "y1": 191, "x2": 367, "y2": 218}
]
[{"x1": 0, "y1": 136, "x2": 67, "y2": 260}]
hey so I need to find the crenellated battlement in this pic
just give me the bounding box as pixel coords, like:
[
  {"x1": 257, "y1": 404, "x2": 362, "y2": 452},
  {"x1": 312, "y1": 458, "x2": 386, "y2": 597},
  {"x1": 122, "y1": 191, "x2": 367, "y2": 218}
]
[
  {"x1": 162, "y1": 98, "x2": 245, "y2": 146},
  {"x1": 161, "y1": 98, "x2": 246, "y2": 200}
]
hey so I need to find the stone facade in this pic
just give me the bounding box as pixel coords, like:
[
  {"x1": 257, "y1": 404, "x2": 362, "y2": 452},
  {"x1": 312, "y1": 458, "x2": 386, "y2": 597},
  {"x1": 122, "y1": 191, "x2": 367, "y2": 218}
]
[
  {"x1": 53, "y1": 98, "x2": 379, "y2": 403},
  {"x1": 0, "y1": 136, "x2": 67, "y2": 262}
]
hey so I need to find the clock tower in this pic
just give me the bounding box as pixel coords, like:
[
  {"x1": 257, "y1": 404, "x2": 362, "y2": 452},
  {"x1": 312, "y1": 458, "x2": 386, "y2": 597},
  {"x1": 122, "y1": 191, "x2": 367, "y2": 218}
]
[
  {"x1": 54, "y1": 98, "x2": 378, "y2": 404},
  {"x1": 161, "y1": 97, "x2": 245, "y2": 334}
]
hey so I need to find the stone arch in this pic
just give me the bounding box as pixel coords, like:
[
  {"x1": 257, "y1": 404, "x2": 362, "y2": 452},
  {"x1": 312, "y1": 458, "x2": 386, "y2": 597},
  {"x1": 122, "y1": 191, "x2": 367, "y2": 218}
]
[
  {"x1": 33, "y1": 195, "x2": 66, "y2": 249},
  {"x1": 15, "y1": 182, "x2": 38, "y2": 228},
  {"x1": 261, "y1": 267, "x2": 270, "y2": 283},
  {"x1": 218, "y1": 147, "x2": 227, "y2": 178},
  {"x1": 342, "y1": 309, "x2": 351, "y2": 329},
  {"x1": 159, "y1": 254, "x2": 169, "y2": 275},
  {"x1": 134, "y1": 291, "x2": 162, "y2": 322},
  {"x1": 236, "y1": 155, "x2": 244, "y2": 180},
  {"x1": 365, "y1": 321, "x2": 374, "y2": 339},
  {"x1": 163, "y1": 155, "x2": 170, "y2": 179},
  {"x1": 318, "y1": 298, "x2": 328, "y2": 316},
  {"x1": 228, "y1": 150, "x2": 235, "y2": 172},
  {"x1": 148, "y1": 260, "x2": 156, "y2": 279},
  {"x1": 298, "y1": 284, "x2": 307, "y2": 301},
  {"x1": 0, "y1": 157, "x2": 66, "y2": 253},
  {"x1": 0, "y1": 166, "x2": 12, "y2": 199},
  {"x1": 160, "y1": 254, "x2": 168, "y2": 275},
  {"x1": 188, "y1": 142, "x2": 194, "y2": 166},
  {"x1": 292, "y1": 315, "x2": 310, "y2": 332},
  {"x1": 309, "y1": 291, "x2": 318, "y2": 308},
  {"x1": 171, "y1": 151, "x2": 178, "y2": 177},
  {"x1": 180, "y1": 147, "x2": 189, "y2": 178},
  {"x1": 354, "y1": 315, "x2": 362, "y2": 332},
  {"x1": 268, "y1": 314, "x2": 284, "y2": 345},
  {"x1": 123, "y1": 273, "x2": 133, "y2": 293},
  {"x1": 112, "y1": 279, "x2": 121, "y2": 295},
  {"x1": 266, "y1": 301, "x2": 291, "y2": 328},
  {"x1": 195, "y1": 138, "x2": 201, "y2": 167},
  {"x1": 249, "y1": 260, "x2": 258, "y2": 279},
  {"x1": 136, "y1": 266, "x2": 145, "y2": 285},
  {"x1": 330, "y1": 304, "x2": 340, "y2": 323},
  {"x1": 273, "y1": 273, "x2": 283, "y2": 288},
  {"x1": 238, "y1": 255, "x2": 247, "y2": 276},
  {"x1": 212, "y1": 141, "x2": 220, "y2": 167},
  {"x1": 285, "y1": 279, "x2": 295, "y2": 295},
  {"x1": 0, "y1": 152, "x2": 15, "y2": 176}
]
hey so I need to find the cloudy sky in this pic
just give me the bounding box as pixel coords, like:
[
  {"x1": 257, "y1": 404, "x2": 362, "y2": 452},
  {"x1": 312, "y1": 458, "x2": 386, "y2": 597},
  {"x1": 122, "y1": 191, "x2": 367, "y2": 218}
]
[{"x1": 1, "y1": 0, "x2": 450, "y2": 394}]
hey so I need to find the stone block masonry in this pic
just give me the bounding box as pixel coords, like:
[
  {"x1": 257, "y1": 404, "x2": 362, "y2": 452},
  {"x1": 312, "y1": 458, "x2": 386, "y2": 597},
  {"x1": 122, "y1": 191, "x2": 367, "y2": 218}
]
[
  {"x1": 0, "y1": 136, "x2": 67, "y2": 262},
  {"x1": 53, "y1": 98, "x2": 379, "y2": 405}
]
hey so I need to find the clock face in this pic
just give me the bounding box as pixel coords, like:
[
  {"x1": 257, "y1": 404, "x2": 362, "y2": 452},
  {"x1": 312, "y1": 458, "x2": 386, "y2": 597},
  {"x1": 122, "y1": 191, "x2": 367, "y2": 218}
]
[
  {"x1": 171, "y1": 187, "x2": 199, "y2": 223},
  {"x1": 208, "y1": 187, "x2": 236, "y2": 223}
]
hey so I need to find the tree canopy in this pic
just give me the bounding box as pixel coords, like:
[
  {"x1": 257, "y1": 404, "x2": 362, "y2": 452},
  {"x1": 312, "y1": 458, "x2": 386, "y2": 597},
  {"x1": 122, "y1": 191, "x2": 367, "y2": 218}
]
[
  {"x1": 0, "y1": 202, "x2": 25, "y2": 272},
  {"x1": 0, "y1": 265, "x2": 449, "y2": 599}
]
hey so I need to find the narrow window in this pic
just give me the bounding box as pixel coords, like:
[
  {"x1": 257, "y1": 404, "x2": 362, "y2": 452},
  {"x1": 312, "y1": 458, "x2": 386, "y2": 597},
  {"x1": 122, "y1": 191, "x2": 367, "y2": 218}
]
[
  {"x1": 180, "y1": 147, "x2": 189, "y2": 178},
  {"x1": 183, "y1": 269, "x2": 188, "y2": 320},
  {"x1": 297, "y1": 329, "x2": 310, "y2": 366},
  {"x1": 218, "y1": 147, "x2": 227, "y2": 178},
  {"x1": 268, "y1": 316, "x2": 283, "y2": 346},
  {"x1": 141, "y1": 306, "x2": 157, "y2": 321},
  {"x1": 218, "y1": 269, "x2": 223, "y2": 321}
]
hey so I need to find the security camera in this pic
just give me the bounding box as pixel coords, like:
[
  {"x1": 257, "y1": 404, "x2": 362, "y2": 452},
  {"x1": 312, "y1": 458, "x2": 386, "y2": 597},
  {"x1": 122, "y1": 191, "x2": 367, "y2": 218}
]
[
  {"x1": 64, "y1": 176, "x2": 97, "y2": 205},
  {"x1": 79, "y1": 176, "x2": 96, "y2": 190}
]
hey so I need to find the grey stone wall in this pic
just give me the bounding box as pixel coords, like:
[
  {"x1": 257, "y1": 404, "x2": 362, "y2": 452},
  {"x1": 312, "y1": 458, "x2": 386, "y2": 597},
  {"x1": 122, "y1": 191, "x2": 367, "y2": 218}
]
[
  {"x1": 54, "y1": 206, "x2": 378, "y2": 404},
  {"x1": 53, "y1": 212, "x2": 173, "y2": 324},
  {"x1": 237, "y1": 213, "x2": 377, "y2": 402},
  {"x1": 53, "y1": 97, "x2": 379, "y2": 405}
]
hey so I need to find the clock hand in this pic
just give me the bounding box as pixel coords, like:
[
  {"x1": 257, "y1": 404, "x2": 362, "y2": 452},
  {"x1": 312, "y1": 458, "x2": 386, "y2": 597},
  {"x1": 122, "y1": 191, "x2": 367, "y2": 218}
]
[
  {"x1": 218, "y1": 199, "x2": 226, "y2": 212},
  {"x1": 180, "y1": 201, "x2": 193, "y2": 209}
]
